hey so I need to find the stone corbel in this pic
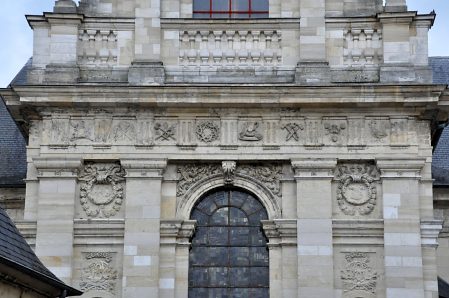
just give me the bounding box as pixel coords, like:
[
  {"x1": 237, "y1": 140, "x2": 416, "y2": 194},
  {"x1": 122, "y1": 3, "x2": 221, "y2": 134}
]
[
  {"x1": 261, "y1": 219, "x2": 297, "y2": 248},
  {"x1": 421, "y1": 219, "x2": 443, "y2": 248},
  {"x1": 33, "y1": 156, "x2": 82, "y2": 178},
  {"x1": 376, "y1": 159, "x2": 426, "y2": 179},
  {"x1": 160, "y1": 220, "x2": 197, "y2": 247},
  {"x1": 291, "y1": 158, "x2": 337, "y2": 179},
  {"x1": 120, "y1": 158, "x2": 167, "y2": 178}
]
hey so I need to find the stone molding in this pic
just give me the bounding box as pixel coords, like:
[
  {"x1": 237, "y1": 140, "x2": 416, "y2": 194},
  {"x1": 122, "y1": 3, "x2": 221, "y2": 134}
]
[
  {"x1": 176, "y1": 163, "x2": 282, "y2": 219},
  {"x1": 261, "y1": 219, "x2": 297, "y2": 248},
  {"x1": 73, "y1": 219, "x2": 125, "y2": 246},
  {"x1": 160, "y1": 219, "x2": 197, "y2": 247},
  {"x1": 421, "y1": 219, "x2": 443, "y2": 248},
  {"x1": 120, "y1": 158, "x2": 167, "y2": 178},
  {"x1": 376, "y1": 158, "x2": 426, "y2": 179},
  {"x1": 33, "y1": 156, "x2": 82, "y2": 178},
  {"x1": 291, "y1": 158, "x2": 337, "y2": 179},
  {"x1": 332, "y1": 219, "x2": 384, "y2": 246}
]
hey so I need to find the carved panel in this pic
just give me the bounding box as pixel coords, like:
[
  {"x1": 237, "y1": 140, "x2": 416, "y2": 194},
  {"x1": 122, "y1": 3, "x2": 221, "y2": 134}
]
[
  {"x1": 78, "y1": 162, "x2": 126, "y2": 218},
  {"x1": 239, "y1": 121, "x2": 263, "y2": 141},
  {"x1": 196, "y1": 121, "x2": 220, "y2": 143},
  {"x1": 281, "y1": 122, "x2": 304, "y2": 142},
  {"x1": 80, "y1": 252, "x2": 118, "y2": 294},
  {"x1": 238, "y1": 164, "x2": 282, "y2": 199},
  {"x1": 177, "y1": 164, "x2": 222, "y2": 197},
  {"x1": 110, "y1": 120, "x2": 137, "y2": 143},
  {"x1": 334, "y1": 163, "x2": 380, "y2": 216},
  {"x1": 324, "y1": 119, "x2": 347, "y2": 143},
  {"x1": 155, "y1": 121, "x2": 177, "y2": 142},
  {"x1": 341, "y1": 252, "x2": 377, "y2": 295}
]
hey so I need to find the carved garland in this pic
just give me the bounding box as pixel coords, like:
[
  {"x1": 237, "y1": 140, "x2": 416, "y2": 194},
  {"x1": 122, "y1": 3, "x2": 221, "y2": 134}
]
[
  {"x1": 79, "y1": 162, "x2": 126, "y2": 218},
  {"x1": 334, "y1": 163, "x2": 380, "y2": 216},
  {"x1": 341, "y1": 252, "x2": 377, "y2": 294},
  {"x1": 80, "y1": 252, "x2": 118, "y2": 294}
]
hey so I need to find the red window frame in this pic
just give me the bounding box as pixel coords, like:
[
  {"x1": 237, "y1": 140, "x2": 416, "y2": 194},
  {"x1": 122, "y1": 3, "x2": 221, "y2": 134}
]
[{"x1": 193, "y1": 0, "x2": 269, "y2": 18}]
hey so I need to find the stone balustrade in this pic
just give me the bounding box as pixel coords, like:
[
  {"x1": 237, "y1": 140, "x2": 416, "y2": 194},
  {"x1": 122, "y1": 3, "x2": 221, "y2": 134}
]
[
  {"x1": 343, "y1": 28, "x2": 383, "y2": 66},
  {"x1": 78, "y1": 29, "x2": 118, "y2": 66}
]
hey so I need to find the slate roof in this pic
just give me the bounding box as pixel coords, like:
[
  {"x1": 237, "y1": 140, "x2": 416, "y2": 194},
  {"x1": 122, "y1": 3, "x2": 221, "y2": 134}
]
[
  {"x1": 431, "y1": 57, "x2": 449, "y2": 186},
  {"x1": 0, "y1": 205, "x2": 82, "y2": 296},
  {"x1": 0, "y1": 96, "x2": 26, "y2": 187}
]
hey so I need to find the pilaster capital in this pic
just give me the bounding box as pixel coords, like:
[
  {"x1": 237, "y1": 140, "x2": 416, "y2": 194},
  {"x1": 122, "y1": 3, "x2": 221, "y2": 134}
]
[
  {"x1": 376, "y1": 158, "x2": 425, "y2": 179},
  {"x1": 121, "y1": 158, "x2": 167, "y2": 178},
  {"x1": 160, "y1": 219, "x2": 197, "y2": 247},
  {"x1": 261, "y1": 219, "x2": 297, "y2": 248},
  {"x1": 421, "y1": 219, "x2": 443, "y2": 248},
  {"x1": 291, "y1": 158, "x2": 337, "y2": 179},
  {"x1": 33, "y1": 156, "x2": 82, "y2": 178}
]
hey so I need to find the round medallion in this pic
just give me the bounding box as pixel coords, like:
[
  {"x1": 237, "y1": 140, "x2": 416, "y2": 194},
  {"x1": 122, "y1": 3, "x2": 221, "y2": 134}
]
[{"x1": 196, "y1": 121, "x2": 220, "y2": 143}]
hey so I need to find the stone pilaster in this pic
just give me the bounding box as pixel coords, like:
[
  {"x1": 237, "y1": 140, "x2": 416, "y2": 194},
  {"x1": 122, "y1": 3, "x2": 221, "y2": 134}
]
[
  {"x1": 262, "y1": 219, "x2": 298, "y2": 298},
  {"x1": 129, "y1": 0, "x2": 165, "y2": 85},
  {"x1": 33, "y1": 157, "x2": 82, "y2": 284},
  {"x1": 377, "y1": 159, "x2": 428, "y2": 297},
  {"x1": 159, "y1": 219, "x2": 196, "y2": 298},
  {"x1": 292, "y1": 158, "x2": 337, "y2": 297},
  {"x1": 296, "y1": 0, "x2": 330, "y2": 84},
  {"x1": 121, "y1": 159, "x2": 167, "y2": 297},
  {"x1": 384, "y1": 0, "x2": 407, "y2": 13}
]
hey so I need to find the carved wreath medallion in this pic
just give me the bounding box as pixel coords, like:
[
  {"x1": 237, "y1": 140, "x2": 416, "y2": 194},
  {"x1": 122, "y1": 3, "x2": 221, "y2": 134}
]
[
  {"x1": 196, "y1": 121, "x2": 220, "y2": 143},
  {"x1": 334, "y1": 163, "x2": 380, "y2": 216},
  {"x1": 341, "y1": 252, "x2": 377, "y2": 294},
  {"x1": 78, "y1": 162, "x2": 126, "y2": 218},
  {"x1": 80, "y1": 252, "x2": 118, "y2": 294}
]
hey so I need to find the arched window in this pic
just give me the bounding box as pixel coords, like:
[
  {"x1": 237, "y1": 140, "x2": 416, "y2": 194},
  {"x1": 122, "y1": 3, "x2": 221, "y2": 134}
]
[
  {"x1": 188, "y1": 189, "x2": 269, "y2": 297},
  {"x1": 193, "y1": 0, "x2": 269, "y2": 19}
]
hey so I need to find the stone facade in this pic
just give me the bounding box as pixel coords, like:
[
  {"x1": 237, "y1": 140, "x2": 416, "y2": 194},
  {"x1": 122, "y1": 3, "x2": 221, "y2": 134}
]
[{"x1": 1, "y1": 0, "x2": 449, "y2": 297}]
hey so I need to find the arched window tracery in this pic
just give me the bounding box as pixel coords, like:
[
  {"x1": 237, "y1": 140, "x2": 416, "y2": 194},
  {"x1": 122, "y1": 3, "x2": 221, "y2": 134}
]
[{"x1": 188, "y1": 189, "x2": 269, "y2": 297}]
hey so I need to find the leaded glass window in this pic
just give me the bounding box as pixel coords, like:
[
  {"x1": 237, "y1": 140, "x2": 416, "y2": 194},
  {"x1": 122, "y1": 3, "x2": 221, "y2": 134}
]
[
  {"x1": 189, "y1": 189, "x2": 269, "y2": 298},
  {"x1": 193, "y1": 0, "x2": 269, "y2": 19}
]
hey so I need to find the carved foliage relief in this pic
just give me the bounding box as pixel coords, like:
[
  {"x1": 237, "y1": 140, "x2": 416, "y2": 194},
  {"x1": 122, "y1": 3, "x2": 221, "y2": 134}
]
[
  {"x1": 334, "y1": 163, "x2": 380, "y2": 216},
  {"x1": 79, "y1": 162, "x2": 126, "y2": 218},
  {"x1": 177, "y1": 163, "x2": 282, "y2": 200},
  {"x1": 341, "y1": 252, "x2": 377, "y2": 295},
  {"x1": 80, "y1": 252, "x2": 118, "y2": 294}
]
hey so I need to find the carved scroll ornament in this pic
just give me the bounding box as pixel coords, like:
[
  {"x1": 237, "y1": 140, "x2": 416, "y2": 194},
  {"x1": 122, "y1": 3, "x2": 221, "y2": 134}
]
[
  {"x1": 80, "y1": 252, "x2": 118, "y2": 294},
  {"x1": 79, "y1": 162, "x2": 126, "y2": 218},
  {"x1": 334, "y1": 163, "x2": 380, "y2": 216},
  {"x1": 341, "y1": 252, "x2": 377, "y2": 294}
]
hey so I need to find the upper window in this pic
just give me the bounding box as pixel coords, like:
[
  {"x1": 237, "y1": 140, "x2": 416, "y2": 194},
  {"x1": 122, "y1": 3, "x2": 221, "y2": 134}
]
[{"x1": 193, "y1": 0, "x2": 269, "y2": 19}]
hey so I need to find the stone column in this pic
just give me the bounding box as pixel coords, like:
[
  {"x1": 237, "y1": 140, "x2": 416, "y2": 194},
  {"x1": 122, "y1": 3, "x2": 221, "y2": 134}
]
[
  {"x1": 33, "y1": 157, "x2": 82, "y2": 284},
  {"x1": 377, "y1": 159, "x2": 427, "y2": 297},
  {"x1": 121, "y1": 159, "x2": 167, "y2": 297},
  {"x1": 262, "y1": 219, "x2": 298, "y2": 298},
  {"x1": 292, "y1": 158, "x2": 337, "y2": 298},
  {"x1": 296, "y1": 0, "x2": 330, "y2": 83},
  {"x1": 128, "y1": 0, "x2": 165, "y2": 85},
  {"x1": 175, "y1": 220, "x2": 196, "y2": 297},
  {"x1": 385, "y1": 0, "x2": 407, "y2": 12}
]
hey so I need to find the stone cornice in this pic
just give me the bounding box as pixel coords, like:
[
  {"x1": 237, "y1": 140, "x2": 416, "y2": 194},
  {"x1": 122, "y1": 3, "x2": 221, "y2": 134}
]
[
  {"x1": 6, "y1": 84, "x2": 446, "y2": 109},
  {"x1": 33, "y1": 156, "x2": 82, "y2": 178},
  {"x1": 121, "y1": 158, "x2": 167, "y2": 178}
]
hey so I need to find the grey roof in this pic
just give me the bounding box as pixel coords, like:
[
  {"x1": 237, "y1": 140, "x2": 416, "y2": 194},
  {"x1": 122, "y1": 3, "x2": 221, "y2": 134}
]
[
  {"x1": 430, "y1": 57, "x2": 449, "y2": 85},
  {"x1": 0, "y1": 96, "x2": 26, "y2": 186},
  {"x1": 0, "y1": 206, "x2": 82, "y2": 296}
]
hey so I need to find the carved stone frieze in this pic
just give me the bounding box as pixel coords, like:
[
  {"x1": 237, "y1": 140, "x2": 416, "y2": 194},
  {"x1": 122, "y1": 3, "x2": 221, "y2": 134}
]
[
  {"x1": 368, "y1": 119, "x2": 388, "y2": 141},
  {"x1": 341, "y1": 252, "x2": 377, "y2": 294},
  {"x1": 70, "y1": 119, "x2": 94, "y2": 142},
  {"x1": 78, "y1": 162, "x2": 126, "y2": 218},
  {"x1": 111, "y1": 120, "x2": 136, "y2": 142},
  {"x1": 155, "y1": 122, "x2": 177, "y2": 141},
  {"x1": 80, "y1": 252, "x2": 118, "y2": 294},
  {"x1": 239, "y1": 121, "x2": 263, "y2": 141},
  {"x1": 282, "y1": 122, "x2": 304, "y2": 141},
  {"x1": 196, "y1": 121, "x2": 220, "y2": 143},
  {"x1": 334, "y1": 163, "x2": 380, "y2": 216},
  {"x1": 324, "y1": 121, "x2": 347, "y2": 143}
]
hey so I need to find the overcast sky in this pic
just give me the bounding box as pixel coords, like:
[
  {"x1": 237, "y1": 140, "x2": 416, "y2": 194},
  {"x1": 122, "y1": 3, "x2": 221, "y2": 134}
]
[{"x1": 0, "y1": 0, "x2": 447, "y2": 87}]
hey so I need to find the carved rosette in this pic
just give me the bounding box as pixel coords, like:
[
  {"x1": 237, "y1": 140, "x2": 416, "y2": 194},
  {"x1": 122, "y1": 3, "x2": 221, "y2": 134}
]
[
  {"x1": 80, "y1": 252, "x2": 118, "y2": 294},
  {"x1": 78, "y1": 162, "x2": 126, "y2": 218},
  {"x1": 334, "y1": 163, "x2": 380, "y2": 216},
  {"x1": 341, "y1": 252, "x2": 377, "y2": 294},
  {"x1": 196, "y1": 121, "x2": 220, "y2": 143}
]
